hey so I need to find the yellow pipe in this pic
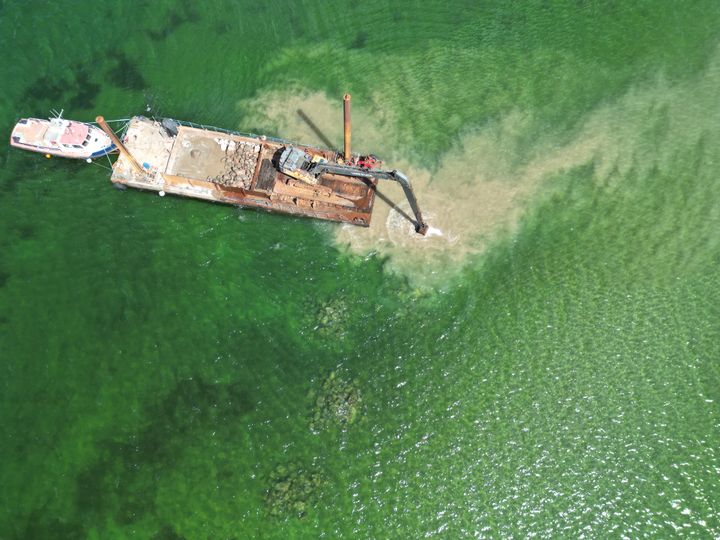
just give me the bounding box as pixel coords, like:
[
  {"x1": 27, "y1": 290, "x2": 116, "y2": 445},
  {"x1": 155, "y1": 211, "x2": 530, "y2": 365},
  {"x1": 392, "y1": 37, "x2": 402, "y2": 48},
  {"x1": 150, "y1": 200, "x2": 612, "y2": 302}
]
[
  {"x1": 95, "y1": 116, "x2": 144, "y2": 175},
  {"x1": 343, "y1": 93, "x2": 351, "y2": 162}
]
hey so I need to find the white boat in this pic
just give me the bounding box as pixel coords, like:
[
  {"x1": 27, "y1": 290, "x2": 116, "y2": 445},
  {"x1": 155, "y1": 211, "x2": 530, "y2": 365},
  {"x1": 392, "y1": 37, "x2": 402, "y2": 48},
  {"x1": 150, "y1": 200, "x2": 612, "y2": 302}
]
[{"x1": 10, "y1": 116, "x2": 115, "y2": 160}]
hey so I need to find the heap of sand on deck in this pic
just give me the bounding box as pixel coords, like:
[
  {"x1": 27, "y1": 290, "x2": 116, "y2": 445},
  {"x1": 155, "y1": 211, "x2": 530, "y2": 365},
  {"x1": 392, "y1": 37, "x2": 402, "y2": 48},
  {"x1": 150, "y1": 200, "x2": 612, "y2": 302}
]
[{"x1": 115, "y1": 118, "x2": 175, "y2": 186}]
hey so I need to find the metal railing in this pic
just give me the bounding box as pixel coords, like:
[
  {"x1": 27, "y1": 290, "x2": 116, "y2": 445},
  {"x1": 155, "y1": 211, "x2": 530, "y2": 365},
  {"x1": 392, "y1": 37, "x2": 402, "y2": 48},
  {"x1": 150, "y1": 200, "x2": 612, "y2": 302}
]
[{"x1": 157, "y1": 117, "x2": 338, "y2": 153}]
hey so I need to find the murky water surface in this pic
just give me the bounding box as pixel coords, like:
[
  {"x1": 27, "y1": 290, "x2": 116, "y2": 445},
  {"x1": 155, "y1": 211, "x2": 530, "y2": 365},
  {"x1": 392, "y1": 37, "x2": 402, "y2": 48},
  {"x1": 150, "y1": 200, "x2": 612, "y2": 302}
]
[{"x1": 1, "y1": 1, "x2": 719, "y2": 537}]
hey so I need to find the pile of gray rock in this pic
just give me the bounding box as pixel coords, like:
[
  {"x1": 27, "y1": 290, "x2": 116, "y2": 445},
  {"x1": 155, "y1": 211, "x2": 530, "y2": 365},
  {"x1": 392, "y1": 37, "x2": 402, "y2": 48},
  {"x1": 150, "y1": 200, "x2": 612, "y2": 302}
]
[{"x1": 211, "y1": 138, "x2": 260, "y2": 189}]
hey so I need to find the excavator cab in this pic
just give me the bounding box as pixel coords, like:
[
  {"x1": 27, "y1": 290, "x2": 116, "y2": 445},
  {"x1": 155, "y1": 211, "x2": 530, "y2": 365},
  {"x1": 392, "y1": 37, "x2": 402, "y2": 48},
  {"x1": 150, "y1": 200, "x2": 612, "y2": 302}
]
[{"x1": 277, "y1": 146, "x2": 326, "y2": 185}]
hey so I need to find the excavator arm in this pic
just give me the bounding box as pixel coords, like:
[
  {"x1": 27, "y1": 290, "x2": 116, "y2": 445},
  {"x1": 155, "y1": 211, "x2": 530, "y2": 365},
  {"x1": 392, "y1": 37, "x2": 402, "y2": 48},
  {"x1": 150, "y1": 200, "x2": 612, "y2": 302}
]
[
  {"x1": 278, "y1": 146, "x2": 429, "y2": 234},
  {"x1": 312, "y1": 162, "x2": 429, "y2": 235}
]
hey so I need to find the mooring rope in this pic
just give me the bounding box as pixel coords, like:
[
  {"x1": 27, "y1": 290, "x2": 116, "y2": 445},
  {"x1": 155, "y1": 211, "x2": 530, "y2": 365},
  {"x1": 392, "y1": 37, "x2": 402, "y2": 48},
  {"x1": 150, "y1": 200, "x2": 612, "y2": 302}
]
[{"x1": 89, "y1": 160, "x2": 113, "y2": 172}]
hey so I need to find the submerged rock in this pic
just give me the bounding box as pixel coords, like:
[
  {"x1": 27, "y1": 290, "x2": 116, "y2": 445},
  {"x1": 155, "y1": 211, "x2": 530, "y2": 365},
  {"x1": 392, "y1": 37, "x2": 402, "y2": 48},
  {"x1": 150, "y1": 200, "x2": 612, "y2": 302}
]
[
  {"x1": 313, "y1": 297, "x2": 349, "y2": 339},
  {"x1": 309, "y1": 370, "x2": 363, "y2": 432},
  {"x1": 264, "y1": 463, "x2": 322, "y2": 518}
]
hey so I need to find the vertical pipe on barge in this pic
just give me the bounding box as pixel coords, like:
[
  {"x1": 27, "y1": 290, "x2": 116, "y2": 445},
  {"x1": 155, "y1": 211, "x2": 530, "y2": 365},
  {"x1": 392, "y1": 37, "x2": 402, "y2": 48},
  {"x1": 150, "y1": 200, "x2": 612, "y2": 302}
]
[
  {"x1": 343, "y1": 93, "x2": 351, "y2": 162},
  {"x1": 95, "y1": 116, "x2": 144, "y2": 175}
]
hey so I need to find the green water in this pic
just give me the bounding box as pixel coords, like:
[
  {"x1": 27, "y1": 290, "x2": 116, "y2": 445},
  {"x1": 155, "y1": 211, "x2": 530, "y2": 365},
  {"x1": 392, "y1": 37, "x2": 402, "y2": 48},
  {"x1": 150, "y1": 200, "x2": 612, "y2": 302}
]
[{"x1": 1, "y1": 1, "x2": 719, "y2": 538}]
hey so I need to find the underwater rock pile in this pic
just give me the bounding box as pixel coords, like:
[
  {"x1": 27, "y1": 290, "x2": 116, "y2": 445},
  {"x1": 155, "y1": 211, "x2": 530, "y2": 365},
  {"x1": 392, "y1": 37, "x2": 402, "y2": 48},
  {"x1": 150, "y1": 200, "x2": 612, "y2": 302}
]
[
  {"x1": 309, "y1": 370, "x2": 362, "y2": 432},
  {"x1": 264, "y1": 463, "x2": 322, "y2": 518},
  {"x1": 314, "y1": 298, "x2": 349, "y2": 338}
]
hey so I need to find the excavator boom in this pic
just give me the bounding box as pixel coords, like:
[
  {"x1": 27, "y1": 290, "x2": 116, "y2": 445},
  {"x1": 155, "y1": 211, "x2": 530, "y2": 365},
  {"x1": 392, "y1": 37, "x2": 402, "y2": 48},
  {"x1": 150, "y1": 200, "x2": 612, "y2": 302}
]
[
  {"x1": 312, "y1": 162, "x2": 428, "y2": 234},
  {"x1": 278, "y1": 145, "x2": 428, "y2": 234}
]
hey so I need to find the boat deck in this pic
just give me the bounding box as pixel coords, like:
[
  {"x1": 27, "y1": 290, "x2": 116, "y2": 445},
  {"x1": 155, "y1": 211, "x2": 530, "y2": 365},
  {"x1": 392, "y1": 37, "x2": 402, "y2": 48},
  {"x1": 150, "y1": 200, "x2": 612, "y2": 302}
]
[{"x1": 110, "y1": 117, "x2": 376, "y2": 226}]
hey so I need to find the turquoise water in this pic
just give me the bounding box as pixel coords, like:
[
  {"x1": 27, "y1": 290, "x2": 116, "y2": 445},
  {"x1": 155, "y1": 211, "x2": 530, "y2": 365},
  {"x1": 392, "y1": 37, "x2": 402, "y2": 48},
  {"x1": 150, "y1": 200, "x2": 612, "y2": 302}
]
[{"x1": 1, "y1": 1, "x2": 719, "y2": 538}]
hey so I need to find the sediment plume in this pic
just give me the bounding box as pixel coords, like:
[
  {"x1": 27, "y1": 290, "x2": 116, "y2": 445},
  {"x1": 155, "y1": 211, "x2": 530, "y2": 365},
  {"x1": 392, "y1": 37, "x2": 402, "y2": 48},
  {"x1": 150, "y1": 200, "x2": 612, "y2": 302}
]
[{"x1": 236, "y1": 49, "x2": 720, "y2": 286}]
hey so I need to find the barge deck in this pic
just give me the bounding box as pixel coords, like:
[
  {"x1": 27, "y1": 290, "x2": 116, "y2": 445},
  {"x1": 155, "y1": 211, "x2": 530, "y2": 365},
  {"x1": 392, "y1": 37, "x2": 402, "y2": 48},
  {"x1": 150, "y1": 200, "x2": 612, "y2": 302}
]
[{"x1": 109, "y1": 116, "x2": 377, "y2": 227}]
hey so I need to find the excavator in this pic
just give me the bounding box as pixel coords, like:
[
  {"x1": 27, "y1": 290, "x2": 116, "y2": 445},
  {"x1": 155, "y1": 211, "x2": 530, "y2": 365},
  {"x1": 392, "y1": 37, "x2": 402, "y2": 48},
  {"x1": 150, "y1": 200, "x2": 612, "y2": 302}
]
[{"x1": 277, "y1": 145, "x2": 429, "y2": 235}]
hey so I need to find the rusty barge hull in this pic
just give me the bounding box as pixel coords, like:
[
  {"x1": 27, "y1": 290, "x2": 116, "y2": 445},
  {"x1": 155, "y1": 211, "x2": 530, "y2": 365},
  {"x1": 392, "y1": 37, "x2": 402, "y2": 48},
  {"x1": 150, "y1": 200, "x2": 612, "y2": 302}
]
[{"x1": 109, "y1": 117, "x2": 377, "y2": 226}]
